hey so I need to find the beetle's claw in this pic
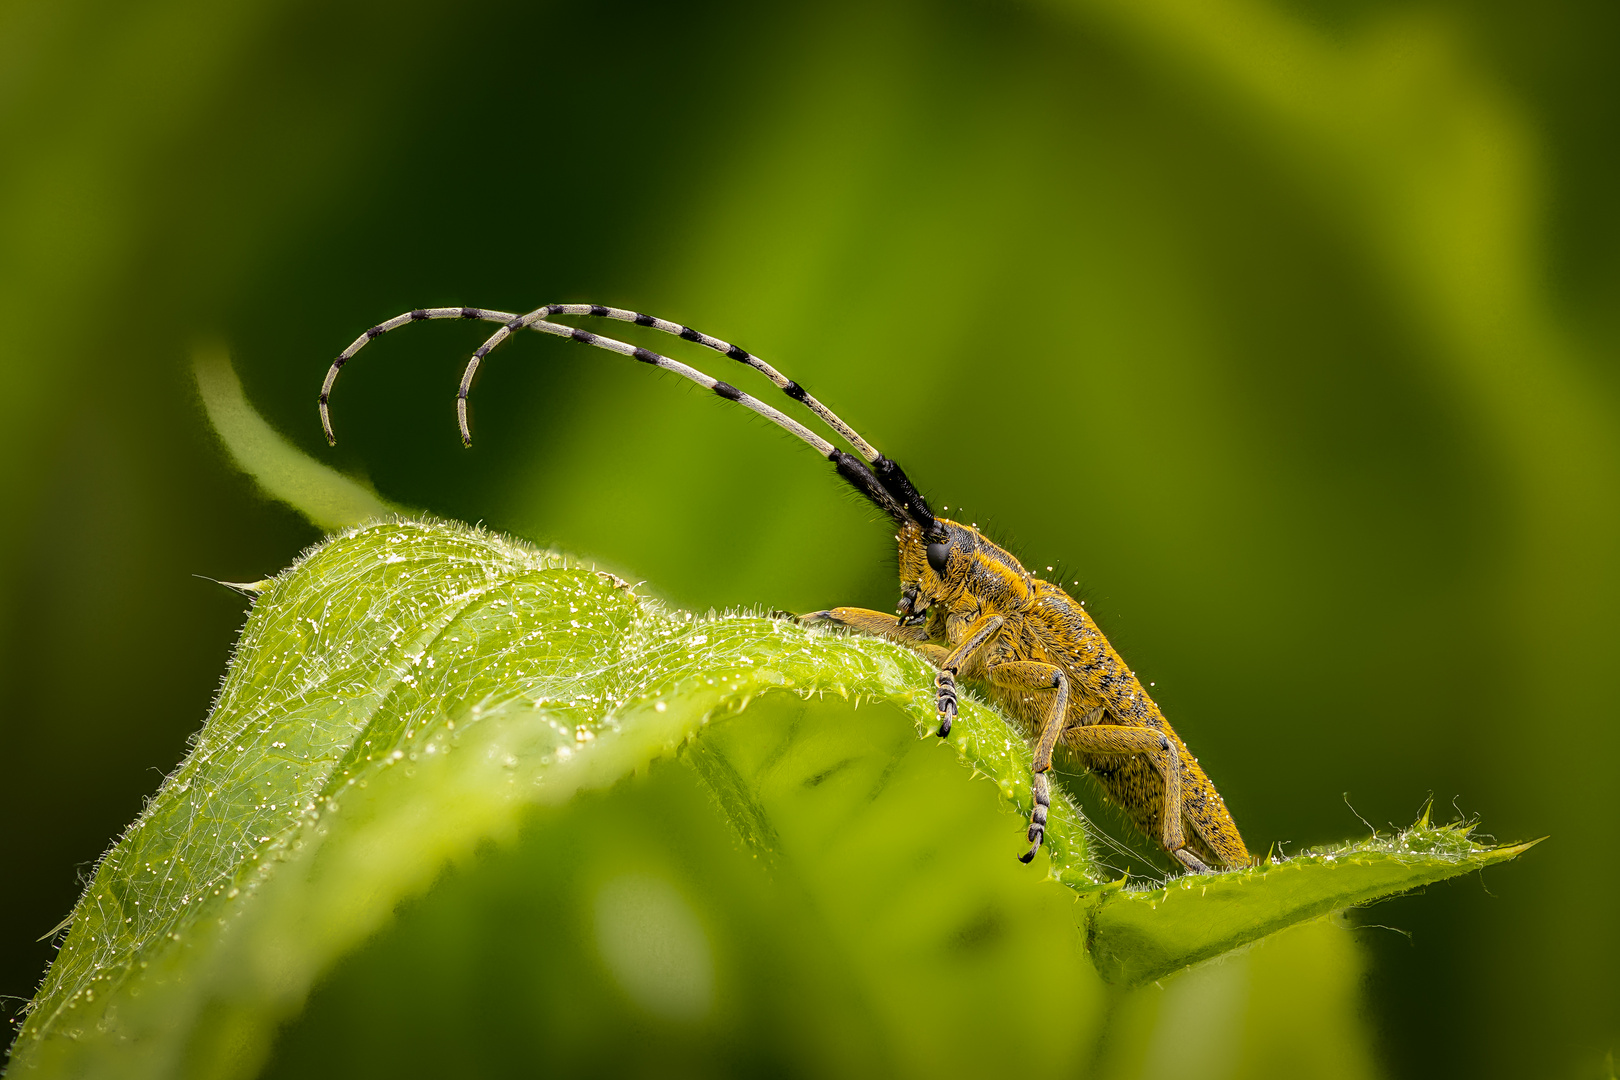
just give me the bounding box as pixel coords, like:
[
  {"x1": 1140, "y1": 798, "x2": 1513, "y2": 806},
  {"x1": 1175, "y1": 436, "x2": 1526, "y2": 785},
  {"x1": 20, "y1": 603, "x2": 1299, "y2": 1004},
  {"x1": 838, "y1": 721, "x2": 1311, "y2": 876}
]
[{"x1": 1019, "y1": 826, "x2": 1043, "y2": 863}]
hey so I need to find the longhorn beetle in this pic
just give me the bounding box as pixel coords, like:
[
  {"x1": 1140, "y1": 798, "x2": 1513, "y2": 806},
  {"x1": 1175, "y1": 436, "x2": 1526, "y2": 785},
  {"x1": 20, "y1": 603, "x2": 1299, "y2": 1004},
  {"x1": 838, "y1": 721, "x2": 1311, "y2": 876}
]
[{"x1": 319, "y1": 303, "x2": 1251, "y2": 873}]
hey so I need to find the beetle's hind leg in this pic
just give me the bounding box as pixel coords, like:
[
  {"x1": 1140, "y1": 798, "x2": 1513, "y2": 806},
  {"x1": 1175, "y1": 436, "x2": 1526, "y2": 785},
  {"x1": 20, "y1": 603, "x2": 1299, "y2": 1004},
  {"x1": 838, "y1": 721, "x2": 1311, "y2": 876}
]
[
  {"x1": 1173, "y1": 848, "x2": 1211, "y2": 873},
  {"x1": 1064, "y1": 723, "x2": 1211, "y2": 874}
]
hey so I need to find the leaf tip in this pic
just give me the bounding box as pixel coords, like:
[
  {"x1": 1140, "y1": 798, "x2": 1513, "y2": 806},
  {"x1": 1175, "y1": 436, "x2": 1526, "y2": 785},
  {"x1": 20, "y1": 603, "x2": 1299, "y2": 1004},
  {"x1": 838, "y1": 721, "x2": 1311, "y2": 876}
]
[{"x1": 192, "y1": 573, "x2": 272, "y2": 596}]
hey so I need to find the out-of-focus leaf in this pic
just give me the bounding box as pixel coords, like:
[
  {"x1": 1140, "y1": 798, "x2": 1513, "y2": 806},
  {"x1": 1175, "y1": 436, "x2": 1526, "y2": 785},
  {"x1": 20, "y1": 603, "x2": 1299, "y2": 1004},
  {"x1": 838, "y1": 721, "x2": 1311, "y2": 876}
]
[{"x1": 194, "y1": 347, "x2": 401, "y2": 529}]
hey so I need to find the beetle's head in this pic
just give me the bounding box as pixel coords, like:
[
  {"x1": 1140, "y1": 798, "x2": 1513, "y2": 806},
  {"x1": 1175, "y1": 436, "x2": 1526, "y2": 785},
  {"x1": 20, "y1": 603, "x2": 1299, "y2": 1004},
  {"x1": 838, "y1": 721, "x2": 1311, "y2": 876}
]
[{"x1": 895, "y1": 517, "x2": 979, "y2": 625}]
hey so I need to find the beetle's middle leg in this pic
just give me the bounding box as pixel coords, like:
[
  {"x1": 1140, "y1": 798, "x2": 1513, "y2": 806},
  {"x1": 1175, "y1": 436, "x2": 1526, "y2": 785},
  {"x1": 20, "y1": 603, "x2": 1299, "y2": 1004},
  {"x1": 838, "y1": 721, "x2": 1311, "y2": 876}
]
[{"x1": 982, "y1": 660, "x2": 1072, "y2": 862}]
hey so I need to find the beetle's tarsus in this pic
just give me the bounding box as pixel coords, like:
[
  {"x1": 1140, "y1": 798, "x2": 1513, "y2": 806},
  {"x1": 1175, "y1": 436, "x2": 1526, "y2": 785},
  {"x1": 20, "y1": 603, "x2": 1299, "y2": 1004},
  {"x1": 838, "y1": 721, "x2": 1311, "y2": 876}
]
[
  {"x1": 934, "y1": 669, "x2": 958, "y2": 737},
  {"x1": 1174, "y1": 848, "x2": 1213, "y2": 874}
]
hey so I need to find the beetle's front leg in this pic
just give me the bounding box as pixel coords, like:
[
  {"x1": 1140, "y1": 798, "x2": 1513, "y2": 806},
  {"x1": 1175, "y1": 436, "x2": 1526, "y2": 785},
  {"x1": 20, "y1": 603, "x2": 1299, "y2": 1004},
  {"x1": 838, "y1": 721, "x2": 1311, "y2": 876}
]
[
  {"x1": 799, "y1": 607, "x2": 949, "y2": 662},
  {"x1": 932, "y1": 614, "x2": 1005, "y2": 738},
  {"x1": 801, "y1": 607, "x2": 952, "y2": 732},
  {"x1": 798, "y1": 606, "x2": 941, "y2": 649},
  {"x1": 802, "y1": 608, "x2": 1004, "y2": 737}
]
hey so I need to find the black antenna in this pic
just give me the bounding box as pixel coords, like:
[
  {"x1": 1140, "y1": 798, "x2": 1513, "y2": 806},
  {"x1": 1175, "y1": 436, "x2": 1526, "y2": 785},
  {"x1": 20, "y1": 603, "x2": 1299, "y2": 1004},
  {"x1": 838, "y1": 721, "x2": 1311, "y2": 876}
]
[{"x1": 318, "y1": 304, "x2": 941, "y2": 536}]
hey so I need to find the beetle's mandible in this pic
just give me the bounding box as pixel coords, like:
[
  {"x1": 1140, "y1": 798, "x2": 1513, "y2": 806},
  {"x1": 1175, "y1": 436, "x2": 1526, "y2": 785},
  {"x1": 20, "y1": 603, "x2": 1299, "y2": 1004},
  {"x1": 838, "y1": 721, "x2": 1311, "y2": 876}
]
[{"x1": 318, "y1": 302, "x2": 1251, "y2": 874}]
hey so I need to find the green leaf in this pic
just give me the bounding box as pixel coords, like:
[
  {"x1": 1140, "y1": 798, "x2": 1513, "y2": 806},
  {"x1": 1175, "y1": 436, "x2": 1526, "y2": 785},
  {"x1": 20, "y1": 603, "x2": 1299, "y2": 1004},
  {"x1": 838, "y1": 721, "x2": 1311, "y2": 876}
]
[
  {"x1": 11, "y1": 519, "x2": 1101, "y2": 1078},
  {"x1": 1087, "y1": 820, "x2": 1541, "y2": 986},
  {"x1": 10, "y1": 369, "x2": 1535, "y2": 1077}
]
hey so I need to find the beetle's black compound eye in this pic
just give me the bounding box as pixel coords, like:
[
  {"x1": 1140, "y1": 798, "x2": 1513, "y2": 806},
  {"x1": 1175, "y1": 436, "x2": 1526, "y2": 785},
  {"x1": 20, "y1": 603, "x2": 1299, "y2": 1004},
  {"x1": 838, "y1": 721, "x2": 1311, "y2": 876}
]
[{"x1": 926, "y1": 542, "x2": 949, "y2": 575}]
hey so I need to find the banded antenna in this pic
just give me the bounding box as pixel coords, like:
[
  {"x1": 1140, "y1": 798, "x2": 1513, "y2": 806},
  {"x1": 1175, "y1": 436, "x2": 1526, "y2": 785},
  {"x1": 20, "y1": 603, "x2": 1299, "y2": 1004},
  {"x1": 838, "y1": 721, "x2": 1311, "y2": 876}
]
[{"x1": 319, "y1": 303, "x2": 942, "y2": 538}]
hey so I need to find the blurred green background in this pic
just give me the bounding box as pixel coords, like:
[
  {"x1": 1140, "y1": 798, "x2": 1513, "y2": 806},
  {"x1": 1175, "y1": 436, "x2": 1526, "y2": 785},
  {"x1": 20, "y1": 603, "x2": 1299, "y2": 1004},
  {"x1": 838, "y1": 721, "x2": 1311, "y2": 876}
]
[{"x1": 2, "y1": 0, "x2": 1616, "y2": 1075}]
